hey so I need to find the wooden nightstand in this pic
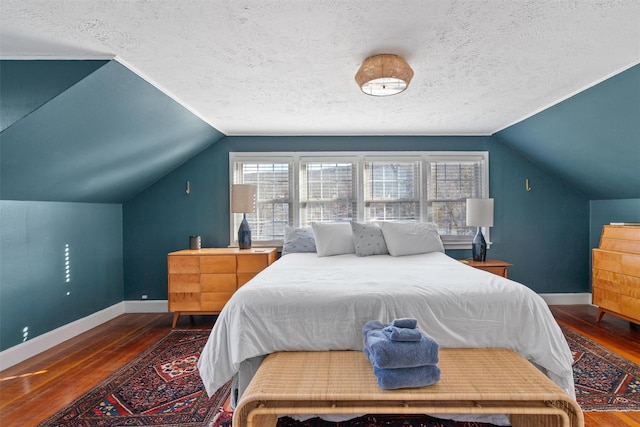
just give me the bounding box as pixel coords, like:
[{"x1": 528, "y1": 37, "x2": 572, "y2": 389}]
[
  {"x1": 167, "y1": 247, "x2": 278, "y2": 327},
  {"x1": 461, "y1": 258, "x2": 512, "y2": 278}
]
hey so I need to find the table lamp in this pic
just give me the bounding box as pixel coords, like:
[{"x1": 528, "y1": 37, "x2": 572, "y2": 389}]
[
  {"x1": 232, "y1": 184, "x2": 257, "y2": 249},
  {"x1": 466, "y1": 198, "x2": 494, "y2": 261}
]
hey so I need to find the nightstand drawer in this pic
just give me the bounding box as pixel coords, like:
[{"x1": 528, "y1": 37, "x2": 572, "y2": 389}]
[
  {"x1": 462, "y1": 258, "x2": 512, "y2": 278},
  {"x1": 237, "y1": 254, "x2": 270, "y2": 272},
  {"x1": 480, "y1": 266, "x2": 509, "y2": 277}
]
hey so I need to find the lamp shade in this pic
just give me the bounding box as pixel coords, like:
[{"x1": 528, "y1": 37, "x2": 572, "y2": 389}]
[
  {"x1": 231, "y1": 184, "x2": 257, "y2": 213},
  {"x1": 466, "y1": 198, "x2": 494, "y2": 227},
  {"x1": 355, "y1": 54, "x2": 414, "y2": 96}
]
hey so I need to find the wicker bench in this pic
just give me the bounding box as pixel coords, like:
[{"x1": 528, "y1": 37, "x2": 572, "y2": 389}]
[{"x1": 233, "y1": 349, "x2": 583, "y2": 427}]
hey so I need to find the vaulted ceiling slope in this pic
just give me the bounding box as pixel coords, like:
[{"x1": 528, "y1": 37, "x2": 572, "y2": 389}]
[
  {"x1": 0, "y1": 60, "x2": 107, "y2": 131},
  {"x1": 0, "y1": 60, "x2": 224, "y2": 203},
  {"x1": 495, "y1": 64, "x2": 640, "y2": 200}
]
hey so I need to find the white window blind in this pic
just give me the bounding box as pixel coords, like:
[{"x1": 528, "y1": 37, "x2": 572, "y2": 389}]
[
  {"x1": 299, "y1": 159, "x2": 356, "y2": 227},
  {"x1": 230, "y1": 152, "x2": 488, "y2": 248},
  {"x1": 426, "y1": 156, "x2": 486, "y2": 241},
  {"x1": 363, "y1": 160, "x2": 420, "y2": 222}
]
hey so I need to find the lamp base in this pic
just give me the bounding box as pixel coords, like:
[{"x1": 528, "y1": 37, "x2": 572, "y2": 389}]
[
  {"x1": 238, "y1": 213, "x2": 252, "y2": 249},
  {"x1": 471, "y1": 227, "x2": 487, "y2": 261}
]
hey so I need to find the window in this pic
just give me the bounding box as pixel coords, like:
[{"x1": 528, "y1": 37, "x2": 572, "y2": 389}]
[
  {"x1": 300, "y1": 158, "x2": 357, "y2": 226},
  {"x1": 230, "y1": 151, "x2": 489, "y2": 249},
  {"x1": 364, "y1": 159, "x2": 420, "y2": 222},
  {"x1": 231, "y1": 158, "x2": 293, "y2": 243},
  {"x1": 426, "y1": 155, "x2": 486, "y2": 243}
]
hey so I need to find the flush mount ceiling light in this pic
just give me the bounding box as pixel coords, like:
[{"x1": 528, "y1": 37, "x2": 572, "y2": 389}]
[{"x1": 355, "y1": 54, "x2": 414, "y2": 96}]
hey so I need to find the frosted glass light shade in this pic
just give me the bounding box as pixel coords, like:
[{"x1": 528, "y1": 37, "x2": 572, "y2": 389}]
[
  {"x1": 231, "y1": 184, "x2": 257, "y2": 213},
  {"x1": 466, "y1": 198, "x2": 494, "y2": 227}
]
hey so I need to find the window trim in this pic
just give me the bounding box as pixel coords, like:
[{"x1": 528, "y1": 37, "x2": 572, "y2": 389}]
[{"x1": 229, "y1": 151, "x2": 490, "y2": 250}]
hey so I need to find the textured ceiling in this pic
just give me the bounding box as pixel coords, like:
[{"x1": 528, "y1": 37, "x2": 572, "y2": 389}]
[{"x1": 1, "y1": 1, "x2": 638, "y2": 136}]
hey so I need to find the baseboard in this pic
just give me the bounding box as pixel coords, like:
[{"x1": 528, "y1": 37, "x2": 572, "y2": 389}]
[
  {"x1": 540, "y1": 292, "x2": 592, "y2": 305},
  {"x1": 0, "y1": 302, "x2": 125, "y2": 371},
  {"x1": 0, "y1": 300, "x2": 170, "y2": 371},
  {"x1": 124, "y1": 300, "x2": 168, "y2": 313}
]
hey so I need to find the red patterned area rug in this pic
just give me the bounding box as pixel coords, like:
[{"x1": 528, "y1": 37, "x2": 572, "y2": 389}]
[
  {"x1": 561, "y1": 325, "x2": 640, "y2": 411},
  {"x1": 39, "y1": 326, "x2": 639, "y2": 427},
  {"x1": 38, "y1": 329, "x2": 229, "y2": 427}
]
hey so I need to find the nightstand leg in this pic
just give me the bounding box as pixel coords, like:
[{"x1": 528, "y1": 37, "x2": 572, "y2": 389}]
[{"x1": 595, "y1": 308, "x2": 605, "y2": 323}]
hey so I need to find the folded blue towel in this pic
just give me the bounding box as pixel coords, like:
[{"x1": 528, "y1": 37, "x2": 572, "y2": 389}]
[
  {"x1": 364, "y1": 329, "x2": 439, "y2": 369},
  {"x1": 391, "y1": 318, "x2": 417, "y2": 329},
  {"x1": 362, "y1": 320, "x2": 386, "y2": 335},
  {"x1": 373, "y1": 364, "x2": 441, "y2": 390},
  {"x1": 383, "y1": 325, "x2": 422, "y2": 342},
  {"x1": 362, "y1": 318, "x2": 418, "y2": 336}
]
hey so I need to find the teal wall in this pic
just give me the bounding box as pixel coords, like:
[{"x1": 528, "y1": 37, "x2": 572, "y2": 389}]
[
  {"x1": 123, "y1": 135, "x2": 589, "y2": 300},
  {"x1": 0, "y1": 201, "x2": 123, "y2": 351},
  {"x1": 0, "y1": 60, "x2": 222, "y2": 352},
  {"x1": 495, "y1": 64, "x2": 640, "y2": 200}
]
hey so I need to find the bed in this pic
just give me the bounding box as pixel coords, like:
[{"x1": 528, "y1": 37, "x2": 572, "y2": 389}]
[{"x1": 197, "y1": 223, "x2": 576, "y2": 424}]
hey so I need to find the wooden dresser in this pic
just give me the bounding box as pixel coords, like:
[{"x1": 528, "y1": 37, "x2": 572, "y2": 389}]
[
  {"x1": 168, "y1": 247, "x2": 277, "y2": 327},
  {"x1": 592, "y1": 225, "x2": 640, "y2": 324}
]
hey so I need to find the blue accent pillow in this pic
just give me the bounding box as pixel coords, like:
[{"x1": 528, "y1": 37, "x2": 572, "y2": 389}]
[
  {"x1": 351, "y1": 222, "x2": 388, "y2": 257},
  {"x1": 281, "y1": 227, "x2": 316, "y2": 256}
]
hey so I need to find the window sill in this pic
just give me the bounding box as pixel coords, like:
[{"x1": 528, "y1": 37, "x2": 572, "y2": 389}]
[
  {"x1": 237, "y1": 242, "x2": 488, "y2": 251},
  {"x1": 443, "y1": 242, "x2": 492, "y2": 250}
]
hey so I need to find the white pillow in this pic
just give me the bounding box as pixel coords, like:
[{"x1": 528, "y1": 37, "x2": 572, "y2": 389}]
[
  {"x1": 380, "y1": 222, "x2": 444, "y2": 256},
  {"x1": 311, "y1": 222, "x2": 355, "y2": 257}
]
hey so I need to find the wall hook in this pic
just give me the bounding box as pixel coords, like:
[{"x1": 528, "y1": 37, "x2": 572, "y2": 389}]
[
  {"x1": 185, "y1": 181, "x2": 191, "y2": 195},
  {"x1": 525, "y1": 178, "x2": 532, "y2": 192}
]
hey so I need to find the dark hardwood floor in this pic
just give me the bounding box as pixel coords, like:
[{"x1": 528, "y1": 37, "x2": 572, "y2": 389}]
[
  {"x1": 0, "y1": 305, "x2": 638, "y2": 426},
  {"x1": 550, "y1": 305, "x2": 640, "y2": 427}
]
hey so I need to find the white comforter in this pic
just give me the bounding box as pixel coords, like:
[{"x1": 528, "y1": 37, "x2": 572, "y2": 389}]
[{"x1": 197, "y1": 252, "x2": 576, "y2": 403}]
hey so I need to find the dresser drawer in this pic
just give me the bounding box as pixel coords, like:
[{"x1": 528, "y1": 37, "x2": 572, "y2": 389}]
[
  {"x1": 168, "y1": 292, "x2": 200, "y2": 311},
  {"x1": 168, "y1": 256, "x2": 200, "y2": 274},
  {"x1": 593, "y1": 249, "x2": 640, "y2": 276},
  {"x1": 201, "y1": 273, "x2": 236, "y2": 292},
  {"x1": 168, "y1": 274, "x2": 200, "y2": 292},
  {"x1": 200, "y1": 255, "x2": 236, "y2": 273}
]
